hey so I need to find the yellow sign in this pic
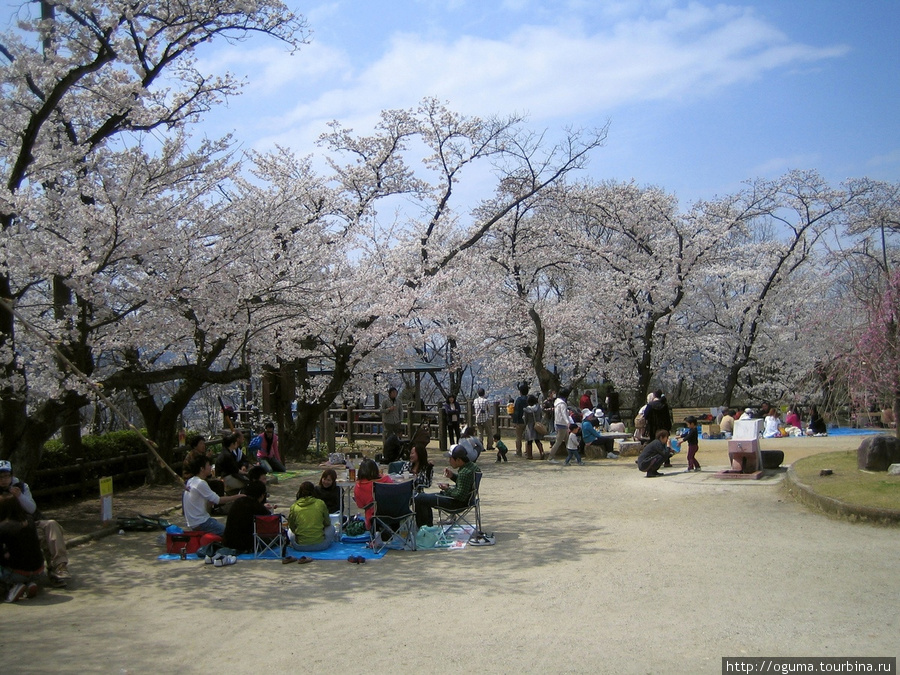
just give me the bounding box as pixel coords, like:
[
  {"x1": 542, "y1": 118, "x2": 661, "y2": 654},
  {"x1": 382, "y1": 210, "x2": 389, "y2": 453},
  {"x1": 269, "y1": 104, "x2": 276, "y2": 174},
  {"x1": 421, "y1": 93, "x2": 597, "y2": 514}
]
[{"x1": 100, "y1": 476, "x2": 113, "y2": 523}]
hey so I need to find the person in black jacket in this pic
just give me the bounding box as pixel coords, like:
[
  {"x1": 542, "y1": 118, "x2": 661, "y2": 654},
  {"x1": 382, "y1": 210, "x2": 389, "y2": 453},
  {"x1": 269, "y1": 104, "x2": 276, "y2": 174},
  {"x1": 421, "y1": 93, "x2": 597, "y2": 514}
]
[
  {"x1": 636, "y1": 430, "x2": 673, "y2": 477},
  {"x1": 216, "y1": 432, "x2": 250, "y2": 493},
  {"x1": 645, "y1": 391, "x2": 674, "y2": 466},
  {"x1": 0, "y1": 491, "x2": 45, "y2": 602},
  {"x1": 222, "y1": 481, "x2": 271, "y2": 553}
]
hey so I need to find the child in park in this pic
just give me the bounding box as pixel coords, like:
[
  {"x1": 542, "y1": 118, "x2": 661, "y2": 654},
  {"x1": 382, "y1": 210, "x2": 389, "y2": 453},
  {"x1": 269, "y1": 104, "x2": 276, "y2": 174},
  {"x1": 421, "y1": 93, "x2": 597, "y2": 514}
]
[
  {"x1": 494, "y1": 433, "x2": 509, "y2": 463},
  {"x1": 564, "y1": 423, "x2": 584, "y2": 466},
  {"x1": 679, "y1": 415, "x2": 701, "y2": 472}
]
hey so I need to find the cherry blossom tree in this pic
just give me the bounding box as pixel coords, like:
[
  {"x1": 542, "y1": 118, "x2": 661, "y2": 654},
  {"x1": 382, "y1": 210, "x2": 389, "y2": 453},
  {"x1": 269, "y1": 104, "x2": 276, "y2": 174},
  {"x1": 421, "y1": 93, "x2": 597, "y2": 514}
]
[
  {"x1": 843, "y1": 269, "x2": 900, "y2": 437},
  {"x1": 691, "y1": 171, "x2": 868, "y2": 406},
  {"x1": 0, "y1": 0, "x2": 307, "y2": 477},
  {"x1": 238, "y1": 100, "x2": 607, "y2": 455}
]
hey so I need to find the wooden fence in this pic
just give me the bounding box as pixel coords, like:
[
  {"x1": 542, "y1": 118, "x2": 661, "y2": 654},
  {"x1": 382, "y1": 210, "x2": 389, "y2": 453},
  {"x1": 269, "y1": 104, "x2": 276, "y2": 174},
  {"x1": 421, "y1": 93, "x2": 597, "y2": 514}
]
[
  {"x1": 319, "y1": 401, "x2": 519, "y2": 455},
  {"x1": 31, "y1": 452, "x2": 165, "y2": 500}
]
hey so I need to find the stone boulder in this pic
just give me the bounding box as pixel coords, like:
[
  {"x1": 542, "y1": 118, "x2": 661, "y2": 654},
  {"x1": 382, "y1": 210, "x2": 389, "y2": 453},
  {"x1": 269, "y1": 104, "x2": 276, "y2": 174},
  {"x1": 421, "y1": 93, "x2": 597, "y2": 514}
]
[{"x1": 857, "y1": 435, "x2": 900, "y2": 471}]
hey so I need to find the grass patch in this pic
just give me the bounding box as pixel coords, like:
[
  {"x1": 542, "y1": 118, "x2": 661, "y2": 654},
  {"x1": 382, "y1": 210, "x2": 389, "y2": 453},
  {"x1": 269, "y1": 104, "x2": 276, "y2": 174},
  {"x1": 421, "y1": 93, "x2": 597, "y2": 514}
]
[{"x1": 792, "y1": 451, "x2": 900, "y2": 511}]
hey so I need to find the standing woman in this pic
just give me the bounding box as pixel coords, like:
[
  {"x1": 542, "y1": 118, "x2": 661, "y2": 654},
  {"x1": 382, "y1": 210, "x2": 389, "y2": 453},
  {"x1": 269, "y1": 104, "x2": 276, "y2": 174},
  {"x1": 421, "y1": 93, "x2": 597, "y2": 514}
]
[
  {"x1": 523, "y1": 395, "x2": 546, "y2": 460},
  {"x1": 444, "y1": 395, "x2": 462, "y2": 445}
]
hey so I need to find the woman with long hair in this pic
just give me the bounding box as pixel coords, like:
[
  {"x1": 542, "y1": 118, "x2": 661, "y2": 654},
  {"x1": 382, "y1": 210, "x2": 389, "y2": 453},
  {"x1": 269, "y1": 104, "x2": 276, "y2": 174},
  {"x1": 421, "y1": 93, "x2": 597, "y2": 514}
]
[{"x1": 401, "y1": 445, "x2": 433, "y2": 493}]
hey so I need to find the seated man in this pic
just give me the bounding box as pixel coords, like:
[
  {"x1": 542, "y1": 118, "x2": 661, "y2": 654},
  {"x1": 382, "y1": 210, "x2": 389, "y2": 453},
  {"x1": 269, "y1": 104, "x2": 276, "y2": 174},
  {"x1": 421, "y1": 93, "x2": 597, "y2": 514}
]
[
  {"x1": 222, "y1": 481, "x2": 272, "y2": 554},
  {"x1": 581, "y1": 413, "x2": 617, "y2": 458},
  {"x1": 636, "y1": 429, "x2": 673, "y2": 478},
  {"x1": 215, "y1": 432, "x2": 250, "y2": 494},
  {"x1": 0, "y1": 460, "x2": 71, "y2": 587},
  {"x1": 183, "y1": 435, "x2": 225, "y2": 497},
  {"x1": 719, "y1": 409, "x2": 735, "y2": 438},
  {"x1": 0, "y1": 491, "x2": 44, "y2": 602},
  {"x1": 184, "y1": 455, "x2": 245, "y2": 536},
  {"x1": 414, "y1": 446, "x2": 478, "y2": 522}
]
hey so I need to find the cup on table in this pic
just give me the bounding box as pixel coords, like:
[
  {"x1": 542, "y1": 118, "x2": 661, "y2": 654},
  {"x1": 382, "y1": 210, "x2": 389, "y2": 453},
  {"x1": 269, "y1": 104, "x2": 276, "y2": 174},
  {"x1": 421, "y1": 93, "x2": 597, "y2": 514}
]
[{"x1": 349, "y1": 467, "x2": 356, "y2": 481}]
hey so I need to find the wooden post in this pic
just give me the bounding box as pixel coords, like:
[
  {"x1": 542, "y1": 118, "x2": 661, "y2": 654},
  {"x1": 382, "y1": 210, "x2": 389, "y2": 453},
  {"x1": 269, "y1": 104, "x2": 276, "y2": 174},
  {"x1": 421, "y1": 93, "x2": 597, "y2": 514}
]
[
  {"x1": 318, "y1": 408, "x2": 327, "y2": 453},
  {"x1": 326, "y1": 415, "x2": 336, "y2": 455},
  {"x1": 347, "y1": 406, "x2": 355, "y2": 443},
  {"x1": 406, "y1": 402, "x2": 414, "y2": 438},
  {"x1": 76, "y1": 458, "x2": 87, "y2": 497},
  {"x1": 438, "y1": 407, "x2": 447, "y2": 455}
]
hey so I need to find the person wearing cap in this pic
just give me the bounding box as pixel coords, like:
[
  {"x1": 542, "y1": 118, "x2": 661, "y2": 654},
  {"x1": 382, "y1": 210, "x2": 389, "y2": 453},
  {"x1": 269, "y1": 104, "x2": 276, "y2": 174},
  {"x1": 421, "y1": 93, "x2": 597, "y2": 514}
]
[
  {"x1": 0, "y1": 460, "x2": 72, "y2": 587},
  {"x1": 413, "y1": 446, "x2": 479, "y2": 522}
]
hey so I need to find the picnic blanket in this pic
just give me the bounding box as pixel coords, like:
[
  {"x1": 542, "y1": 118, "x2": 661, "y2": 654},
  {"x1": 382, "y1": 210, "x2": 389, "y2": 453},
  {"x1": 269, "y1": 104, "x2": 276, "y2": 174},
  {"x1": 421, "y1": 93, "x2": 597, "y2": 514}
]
[{"x1": 157, "y1": 538, "x2": 386, "y2": 562}]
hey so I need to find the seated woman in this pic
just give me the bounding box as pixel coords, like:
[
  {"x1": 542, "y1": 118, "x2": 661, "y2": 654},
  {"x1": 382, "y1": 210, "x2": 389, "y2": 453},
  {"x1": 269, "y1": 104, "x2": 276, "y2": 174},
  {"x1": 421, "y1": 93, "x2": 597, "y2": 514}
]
[
  {"x1": 806, "y1": 405, "x2": 827, "y2": 436},
  {"x1": 352, "y1": 459, "x2": 392, "y2": 531},
  {"x1": 0, "y1": 492, "x2": 44, "y2": 602},
  {"x1": 763, "y1": 409, "x2": 783, "y2": 438},
  {"x1": 399, "y1": 446, "x2": 433, "y2": 493},
  {"x1": 222, "y1": 481, "x2": 271, "y2": 554},
  {"x1": 400, "y1": 446, "x2": 434, "y2": 528},
  {"x1": 287, "y1": 482, "x2": 336, "y2": 552},
  {"x1": 314, "y1": 468, "x2": 341, "y2": 514}
]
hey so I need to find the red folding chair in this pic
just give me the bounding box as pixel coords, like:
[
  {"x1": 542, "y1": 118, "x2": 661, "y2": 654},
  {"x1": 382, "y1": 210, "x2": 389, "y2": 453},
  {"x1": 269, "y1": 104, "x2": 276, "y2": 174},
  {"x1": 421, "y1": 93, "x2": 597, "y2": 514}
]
[{"x1": 253, "y1": 514, "x2": 286, "y2": 559}]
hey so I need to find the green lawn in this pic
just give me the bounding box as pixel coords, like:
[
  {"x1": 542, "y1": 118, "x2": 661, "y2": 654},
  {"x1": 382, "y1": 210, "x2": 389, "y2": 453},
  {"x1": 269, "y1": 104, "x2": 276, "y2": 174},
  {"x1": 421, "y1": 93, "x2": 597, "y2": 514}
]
[{"x1": 792, "y1": 451, "x2": 900, "y2": 511}]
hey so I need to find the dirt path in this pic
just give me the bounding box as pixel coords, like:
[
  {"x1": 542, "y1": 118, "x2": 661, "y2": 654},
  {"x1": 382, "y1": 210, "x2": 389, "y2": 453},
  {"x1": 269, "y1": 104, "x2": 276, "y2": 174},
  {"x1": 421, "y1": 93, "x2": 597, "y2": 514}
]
[{"x1": 5, "y1": 437, "x2": 899, "y2": 674}]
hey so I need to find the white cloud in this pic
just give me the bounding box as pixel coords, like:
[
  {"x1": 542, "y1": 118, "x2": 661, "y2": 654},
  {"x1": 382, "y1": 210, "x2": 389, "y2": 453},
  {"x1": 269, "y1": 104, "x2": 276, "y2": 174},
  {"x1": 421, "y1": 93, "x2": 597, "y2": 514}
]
[{"x1": 266, "y1": 2, "x2": 848, "y2": 135}]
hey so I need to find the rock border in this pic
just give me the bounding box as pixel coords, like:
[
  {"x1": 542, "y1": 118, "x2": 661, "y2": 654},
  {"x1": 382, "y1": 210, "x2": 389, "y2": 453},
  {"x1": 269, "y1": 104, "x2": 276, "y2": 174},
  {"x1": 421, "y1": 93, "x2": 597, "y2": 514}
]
[{"x1": 785, "y1": 465, "x2": 900, "y2": 526}]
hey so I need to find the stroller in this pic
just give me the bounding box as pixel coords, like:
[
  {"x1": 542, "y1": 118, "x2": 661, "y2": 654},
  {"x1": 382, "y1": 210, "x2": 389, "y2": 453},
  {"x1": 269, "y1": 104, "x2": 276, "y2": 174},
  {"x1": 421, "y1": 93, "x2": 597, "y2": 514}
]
[{"x1": 381, "y1": 420, "x2": 433, "y2": 464}]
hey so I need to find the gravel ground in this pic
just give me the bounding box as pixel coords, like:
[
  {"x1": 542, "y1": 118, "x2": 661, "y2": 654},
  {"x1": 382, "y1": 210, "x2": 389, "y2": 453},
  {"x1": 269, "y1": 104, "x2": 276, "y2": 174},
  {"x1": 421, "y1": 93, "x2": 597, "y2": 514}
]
[{"x1": 5, "y1": 436, "x2": 899, "y2": 674}]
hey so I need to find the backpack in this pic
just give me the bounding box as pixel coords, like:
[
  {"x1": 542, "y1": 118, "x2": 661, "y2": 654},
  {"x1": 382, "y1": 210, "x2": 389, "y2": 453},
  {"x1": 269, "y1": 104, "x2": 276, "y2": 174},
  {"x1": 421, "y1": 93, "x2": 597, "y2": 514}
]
[
  {"x1": 634, "y1": 410, "x2": 647, "y2": 429},
  {"x1": 248, "y1": 434, "x2": 263, "y2": 454}
]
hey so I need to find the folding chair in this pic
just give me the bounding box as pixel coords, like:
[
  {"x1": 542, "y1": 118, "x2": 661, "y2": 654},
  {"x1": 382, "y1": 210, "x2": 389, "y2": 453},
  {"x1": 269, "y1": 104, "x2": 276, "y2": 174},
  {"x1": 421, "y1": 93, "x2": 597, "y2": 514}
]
[
  {"x1": 435, "y1": 471, "x2": 482, "y2": 547},
  {"x1": 253, "y1": 514, "x2": 286, "y2": 559},
  {"x1": 387, "y1": 461, "x2": 406, "y2": 474},
  {"x1": 371, "y1": 480, "x2": 417, "y2": 552}
]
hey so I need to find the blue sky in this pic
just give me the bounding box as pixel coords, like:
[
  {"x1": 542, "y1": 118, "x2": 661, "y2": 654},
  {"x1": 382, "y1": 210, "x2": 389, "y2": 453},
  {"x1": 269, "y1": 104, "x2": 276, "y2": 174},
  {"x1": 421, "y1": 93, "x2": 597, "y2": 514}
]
[
  {"x1": 193, "y1": 0, "x2": 899, "y2": 206},
  {"x1": 11, "y1": 0, "x2": 894, "y2": 207}
]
